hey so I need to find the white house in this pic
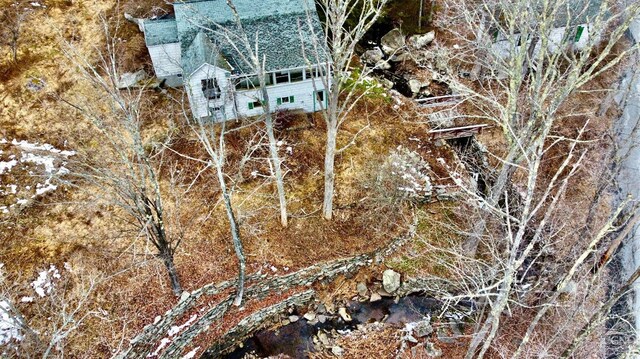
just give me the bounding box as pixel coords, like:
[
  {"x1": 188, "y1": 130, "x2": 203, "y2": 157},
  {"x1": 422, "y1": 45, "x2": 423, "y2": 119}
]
[
  {"x1": 140, "y1": 0, "x2": 329, "y2": 122},
  {"x1": 484, "y1": 0, "x2": 603, "y2": 63}
]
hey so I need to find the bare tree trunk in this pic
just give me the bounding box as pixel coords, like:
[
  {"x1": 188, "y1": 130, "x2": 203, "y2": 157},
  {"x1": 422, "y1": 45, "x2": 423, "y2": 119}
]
[
  {"x1": 161, "y1": 251, "x2": 182, "y2": 296},
  {"x1": 322, "y1": 119, "x2": 338, "y2": 220},
  {"x1": 560, "y1": 265, "x2": 640, "y2": 358},
  {"x1": 418, "y1": 0, "x2": 424, "y2": 31},
  {"x1": 215, "y1": 159, "x2": 246, "y2": 306},
  {"x1": 264, "y1": 112, "x2": 288, "y2": 227}
]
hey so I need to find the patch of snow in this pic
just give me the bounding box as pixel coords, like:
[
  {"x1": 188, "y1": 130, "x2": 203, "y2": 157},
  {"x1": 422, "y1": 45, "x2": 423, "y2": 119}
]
[
  {"x1": 0, "y1": 160, "x2": 18, "y2": 174},
  {"x1": 31, "y1": 265, "x2": 61, "y2": 298},
  {"x1": 16, "y1": 199, "x2": 28, "y2": 206},
  {"x1": 20, "y1": 297, "x2": 34, "y2": 303},
  {"x1": 35, "y1": 181, "x2": 57, "y2": 196},
  {"x1": 153, "y1": 316, "x2": 161, "y2": 324},
  {"x1": 22, "y1": 153, "x2": 56, "y2": 174},
  {"x1": 167, "y1": 314, "x2": 197, "y2": 336},
  {"x1": 0, "y1": 300, "x2": 23, "y2": 346},
  {"x1": 181, "y1": 347, "x2": 200, "y2": 359},
  {"x1": 148, "y1": 337, "x2": 171, "y2": 357}
]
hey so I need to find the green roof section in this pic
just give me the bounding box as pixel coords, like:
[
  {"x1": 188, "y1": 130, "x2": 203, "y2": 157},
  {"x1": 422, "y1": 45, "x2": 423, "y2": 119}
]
[{"x1": 143, "y1": 18, "x2": 179, "y2": 46}]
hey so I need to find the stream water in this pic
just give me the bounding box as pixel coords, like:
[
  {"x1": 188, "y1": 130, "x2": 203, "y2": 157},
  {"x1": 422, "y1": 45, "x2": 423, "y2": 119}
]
[{"x1": 220, "y1": 295, "x2": 450, "y2": 359}]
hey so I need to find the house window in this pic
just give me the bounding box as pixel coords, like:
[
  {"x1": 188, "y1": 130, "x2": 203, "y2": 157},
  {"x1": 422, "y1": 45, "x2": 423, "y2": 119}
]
[
  {"x1": 201, "y1": 78, "x2": 221, "y2": 99},
  {"x1": 574, "y1": 25, "x2": 585, "y2": 43},
  {"x1": 305, "y1": 68, "x2": 314, "y2": 79},
  {"x1": 491, "y1": 29, "x2": 499, "y2": 41},
  {"x1": 248, "y1": 100, "x2": 263, "y2": 110},
  {"x1": 275, "y1": 71, "x2": 290, "y2": 84},
  {"x1": 276, "y1": 96, "x2": 295, "y2": 105},
  {"x1": 316, "y1": 90, "x2": 324, "y2": 102},
  {"x1": 290, "y1": 70, "x2": 303, "y2": 82},
  {"x1": 236, "y1": 76, "x2": 259, "y2": 90}
]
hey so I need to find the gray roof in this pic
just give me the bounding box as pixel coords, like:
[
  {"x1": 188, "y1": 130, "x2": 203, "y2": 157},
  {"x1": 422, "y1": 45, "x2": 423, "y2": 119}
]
[
  {"x1": 181, "y1": 13, "x2": 326, "y2": 74},
  {"x1": 144, "y1": 0, "x2": 326, "y2": 75},
  {"x1": 183, "y1": 31, "x2": 232, "y2": 74},
  {"x1": 143, "y1": 18, "x2": 179, "y2": 46},
  {"x1": 173, "y1": 0, "x2": 314, "y2": 33}
]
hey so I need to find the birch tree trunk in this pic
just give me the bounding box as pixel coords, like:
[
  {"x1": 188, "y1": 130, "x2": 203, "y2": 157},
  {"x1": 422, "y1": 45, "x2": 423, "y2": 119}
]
[
  {"x1": 216, "y1": 160, "x2": 246, "y2": 306},
  {"x1": 312, "y1": 0, "x2": 389, "y2": 220},
  {"x1": 322, "y1": 116, "x2": 338, "y2": 220},
  {"x1": 260, "y1": 85, "x2": 288, "y2": 227}
]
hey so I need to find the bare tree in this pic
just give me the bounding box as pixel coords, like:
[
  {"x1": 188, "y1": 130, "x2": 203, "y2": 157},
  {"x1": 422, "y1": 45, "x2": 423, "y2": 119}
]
[
  {"x1": 0, "y1": 1, "x2": 32, "y2": 62},
  {"x1": 61, "y1": 19, "x2": 184, "y2": 296},
  {"x1": 0, "y1": 263, "x2": 101, "y2": 358},
  {"x1": 186, "y1": 107, "x2": 248, "y2": 306},
  {"x1": 402, "y1": 0, "x2": 640, "y2": 357},
  {"x1": 301, "y1": 0, "x2": 389, "y2": 220},
  {"x1": 187, "y1": 0, "x2": 290, "y2": 227}
]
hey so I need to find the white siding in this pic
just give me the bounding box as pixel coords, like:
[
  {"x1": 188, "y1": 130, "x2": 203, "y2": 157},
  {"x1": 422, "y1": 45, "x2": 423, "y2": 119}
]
[
  {"x1": 234, "y1": 79, "x2": 327, "y2": 118},
  {"x1": 491, "y1": 24, "x2": 592, "y2": 60},
  {"x1": 148, "y1": 43, "x2": 183, "y2": 77},
  {"x1": 186, "y1": 64, "x2": 234, "y2": 120}
]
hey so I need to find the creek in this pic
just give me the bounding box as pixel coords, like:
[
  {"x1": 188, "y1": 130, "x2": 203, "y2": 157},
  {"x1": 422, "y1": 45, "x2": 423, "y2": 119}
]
[{"x1": 220, "y1": 295, "x2": 453, "y2": 359}]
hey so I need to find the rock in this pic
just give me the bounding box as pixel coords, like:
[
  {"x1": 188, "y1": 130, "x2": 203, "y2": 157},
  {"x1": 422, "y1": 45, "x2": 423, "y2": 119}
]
[
  {"x1": 425, "y1": 341, "x2": 443, "y2": 357},
  {"x1": 361, "y1": 47, "x2": 384, "y2": 65},
  {"x1": 377, "y1": 288, "x2": 393, "y2": 297},
  {"x1": 117, "y1": 70, "x2": 146, "y2": 89},
  {"x1": 304, "y1": 312, "x2": 316, "y2": 321},
  {"x1": 338, "y1": 307, "x2": 352, "y2": 322},
  {"x1": 318, "y1": 314, "x2": 327, "y2": 323},
  {"x1": 409, "y1": 31, "x2": 435, "y2": 49},
  {"x1": 179, "y1": 291, "x2": 190, "y2": 302},
  {"x1": 374, "y1": 60, "x2": 391, "y2": 70},
  {"x1": 317, "y1": 303, "x2": 327, "y2": 314},
  {"x1": 282, "y1": 319, "x2": 290, "y2": 326},
  {"x1": 409, "y1": 79, "x2": 423, "y2": 94},
  {"x1": 318, "y1": 331, "x2": 331, "y2": 346},
  {"x1": 381, "y1": 29, "x2": 406, "y2": 54},
  {"x1": 436, "y1": 327, "x2": 455, "y2": 344},
  {"x1": 369, "y1": 292, "x2": 382, "y2": 302},
  {"x1": 414, "y1": 321, "x2": 433, "y2": 337},
  {"x1": 332, "y1": 346, "x2": 344, "y2": 356},
  {"x1": 356, "y1": 282, "x2": 368, "y2": 297},
  {"x1": 407, "y1": 74, "x2": 432, "y2": 95},
  {"x1": 325, "y1": 302, "x2": 336, "y2": 314},
  {"x1": 390, "y1": 52, "x2": 412, "y2": 62},
  {"x1": 382, "y1": 269, "x2": 401, "y2": 293},
  {"x1": 288, "y1": 315, "x2": 299, "y2": 323},
  {"x1": 379, "y1": 78, "x2": 394, "y2": 89},
  {"x1": 405, "y1": 334, "x2": 418, "y2": 343}
]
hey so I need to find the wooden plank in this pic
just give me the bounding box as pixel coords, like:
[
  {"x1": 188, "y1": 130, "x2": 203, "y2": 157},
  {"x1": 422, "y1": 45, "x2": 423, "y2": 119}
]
[{"x1": 429, "y1": 124, "x2": 489, "y2": 140}]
